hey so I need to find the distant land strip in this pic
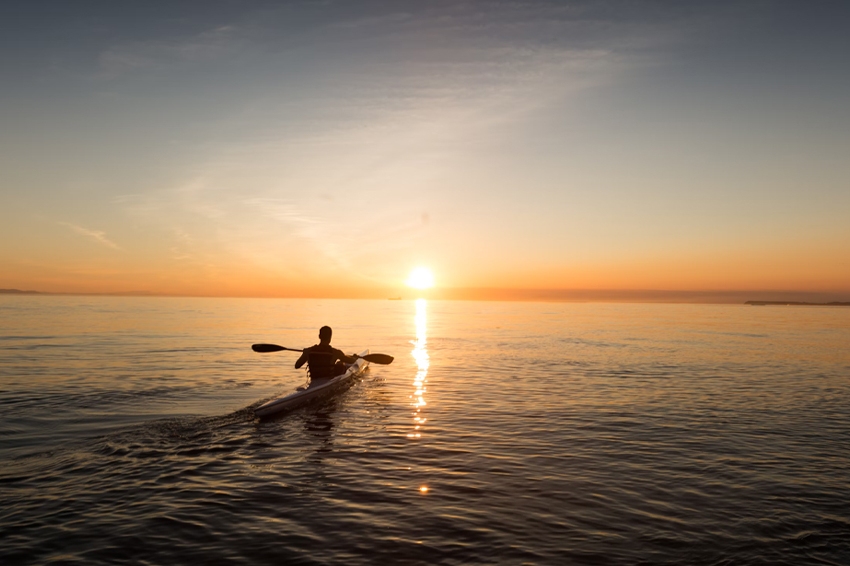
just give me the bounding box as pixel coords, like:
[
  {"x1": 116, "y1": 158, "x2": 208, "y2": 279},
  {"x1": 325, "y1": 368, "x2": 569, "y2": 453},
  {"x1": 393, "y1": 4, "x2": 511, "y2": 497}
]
[
  {"x1": 745, "y1": 301, "x2": 850, "y2": 306},
  {"x1": 0, "y1": 289, "x2": 155, "y2": 296},
  {"x1": 431, "y1": 288, "x2": 850, "y2": 304}
]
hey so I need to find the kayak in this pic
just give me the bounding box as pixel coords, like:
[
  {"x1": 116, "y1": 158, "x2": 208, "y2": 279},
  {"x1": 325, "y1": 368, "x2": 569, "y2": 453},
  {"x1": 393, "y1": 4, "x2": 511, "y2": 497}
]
[{"x1": 254, "y1": 349, "x2": 370, "y2": 418}]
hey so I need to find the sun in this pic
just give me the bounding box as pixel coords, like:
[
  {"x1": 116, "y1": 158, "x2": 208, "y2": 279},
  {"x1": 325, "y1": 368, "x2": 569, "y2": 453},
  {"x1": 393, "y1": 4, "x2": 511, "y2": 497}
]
[{"x1": 406, "y1": 267, "x2": 434, "y2": 290}]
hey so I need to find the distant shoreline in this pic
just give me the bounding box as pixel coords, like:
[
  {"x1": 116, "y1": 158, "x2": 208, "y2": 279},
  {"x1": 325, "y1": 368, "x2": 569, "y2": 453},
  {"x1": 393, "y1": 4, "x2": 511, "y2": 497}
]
[
  {"x1": 0, "y1": 289, "x2": 41, "y2": 295},
  {"x1": 0, "y1": 289, "x2": 155, "y2": 297},
  {"x1": 745, "y1": 300, "x2": 850, "y2": 307}
]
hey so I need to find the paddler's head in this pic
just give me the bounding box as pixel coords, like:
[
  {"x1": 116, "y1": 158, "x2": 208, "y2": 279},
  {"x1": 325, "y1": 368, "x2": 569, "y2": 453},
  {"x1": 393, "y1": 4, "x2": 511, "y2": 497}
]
[{"x1": 318, "y1": 326, "x2": 332, "y2": 344}]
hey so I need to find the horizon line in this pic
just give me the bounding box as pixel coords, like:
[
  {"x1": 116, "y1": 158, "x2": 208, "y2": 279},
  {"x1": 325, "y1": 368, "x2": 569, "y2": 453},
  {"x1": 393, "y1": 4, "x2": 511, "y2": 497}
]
[{"x1": 2, "y1": 287, "x2": 848, "y2": 304}]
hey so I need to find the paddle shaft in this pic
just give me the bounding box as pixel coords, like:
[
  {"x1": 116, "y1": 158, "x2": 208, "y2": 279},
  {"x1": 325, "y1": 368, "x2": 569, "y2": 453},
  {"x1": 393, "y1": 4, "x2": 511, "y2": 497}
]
[{"x1": 251, "y1": 343, "x2": 393, "y2": 365}]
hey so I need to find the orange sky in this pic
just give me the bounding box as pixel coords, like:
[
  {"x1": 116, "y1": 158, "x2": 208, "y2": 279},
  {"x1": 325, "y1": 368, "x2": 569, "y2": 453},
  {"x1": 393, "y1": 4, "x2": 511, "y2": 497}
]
[{"x1": 1, "y1": 2, "x2": 849, "y2": 301}]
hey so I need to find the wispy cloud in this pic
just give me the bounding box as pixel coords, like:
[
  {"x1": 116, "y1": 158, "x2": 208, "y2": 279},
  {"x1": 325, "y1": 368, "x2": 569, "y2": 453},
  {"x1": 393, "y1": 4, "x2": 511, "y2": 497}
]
[
  {"x1": 62, "y1": 223, "x2": 121, "y2": 250},
  {"x1": 98, "y1": 25, "x2": 244, "y2": 77}
]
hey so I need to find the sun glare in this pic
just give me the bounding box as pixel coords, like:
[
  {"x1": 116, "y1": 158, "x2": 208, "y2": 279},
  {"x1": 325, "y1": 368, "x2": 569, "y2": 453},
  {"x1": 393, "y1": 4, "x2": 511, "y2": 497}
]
[{"x1": 406, "y1": 267, "x2": 434, "y2": 290}]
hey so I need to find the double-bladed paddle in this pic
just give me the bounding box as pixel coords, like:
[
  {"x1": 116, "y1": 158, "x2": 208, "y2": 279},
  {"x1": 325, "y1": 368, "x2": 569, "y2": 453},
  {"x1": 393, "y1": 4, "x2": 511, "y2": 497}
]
[{"x1": 251, "y1": 343, "x2": 394, "y2": 365}]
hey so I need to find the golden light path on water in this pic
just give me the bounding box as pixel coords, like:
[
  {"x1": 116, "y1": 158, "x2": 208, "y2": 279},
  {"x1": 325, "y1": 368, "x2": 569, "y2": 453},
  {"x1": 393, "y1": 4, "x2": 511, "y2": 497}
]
[{"x1": 408, "y1": 299, "x2": 428, "y2": 456}]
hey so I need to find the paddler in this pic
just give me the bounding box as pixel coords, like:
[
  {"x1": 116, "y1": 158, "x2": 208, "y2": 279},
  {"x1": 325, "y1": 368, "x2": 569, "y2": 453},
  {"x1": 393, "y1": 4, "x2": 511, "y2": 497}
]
[{"x1": 295, "y1": 326, "x2": 358, "y2": 381}]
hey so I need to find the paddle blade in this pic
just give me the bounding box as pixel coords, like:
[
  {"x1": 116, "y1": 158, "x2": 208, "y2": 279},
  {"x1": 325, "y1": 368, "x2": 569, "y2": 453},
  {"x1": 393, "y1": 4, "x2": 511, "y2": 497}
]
[
  {"x1": 252, "y1": 343, "x2": 287, "y2": 353},
  {"x1": 363, "y1": 353, "x2": 394, "y2": 365}
]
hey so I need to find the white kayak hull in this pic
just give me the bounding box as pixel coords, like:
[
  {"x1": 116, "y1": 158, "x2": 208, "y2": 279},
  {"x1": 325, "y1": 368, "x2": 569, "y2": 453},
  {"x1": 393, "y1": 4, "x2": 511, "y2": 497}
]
[{"x1": 254, "y1": 349, "x2": 370, "y2": 418}]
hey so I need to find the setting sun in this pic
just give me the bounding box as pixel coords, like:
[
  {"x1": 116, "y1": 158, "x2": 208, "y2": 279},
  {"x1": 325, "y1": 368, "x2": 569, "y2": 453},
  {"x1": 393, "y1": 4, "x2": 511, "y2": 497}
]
[{"x1": 406, "y1": 267, "x2": 434, "y2": 290}]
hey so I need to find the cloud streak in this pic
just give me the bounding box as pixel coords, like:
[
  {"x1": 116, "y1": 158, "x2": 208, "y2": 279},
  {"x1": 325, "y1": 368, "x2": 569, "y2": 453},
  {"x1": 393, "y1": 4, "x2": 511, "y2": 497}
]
[
  {"x1": 97, "y1": 25, "x2": 245, "y2": 77},
  {"x1": 62, "y1": 223, "x2": 121, "y2": 250}
]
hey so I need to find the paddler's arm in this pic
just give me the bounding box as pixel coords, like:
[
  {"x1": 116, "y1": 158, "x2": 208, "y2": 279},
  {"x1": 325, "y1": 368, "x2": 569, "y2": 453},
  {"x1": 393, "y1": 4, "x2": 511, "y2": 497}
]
[
  {"x1": 294, "y1": 349, "x2": 310, "y2": 369},
  {"x1": 337, "y1": 350, "x2": 358, "y2": 364}
]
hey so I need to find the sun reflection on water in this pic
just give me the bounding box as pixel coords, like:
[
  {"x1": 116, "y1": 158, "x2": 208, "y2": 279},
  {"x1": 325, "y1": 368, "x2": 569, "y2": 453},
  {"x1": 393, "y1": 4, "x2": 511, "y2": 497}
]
[{"x1": 408, "y1": 298, "x2": 428, "y2": 441}]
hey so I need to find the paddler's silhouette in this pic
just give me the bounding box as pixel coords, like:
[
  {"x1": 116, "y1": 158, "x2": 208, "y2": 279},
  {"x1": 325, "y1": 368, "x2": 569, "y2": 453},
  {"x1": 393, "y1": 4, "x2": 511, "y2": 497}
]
[{"x1": 295, "y1": 326, "x2": 358, "y2": 382}]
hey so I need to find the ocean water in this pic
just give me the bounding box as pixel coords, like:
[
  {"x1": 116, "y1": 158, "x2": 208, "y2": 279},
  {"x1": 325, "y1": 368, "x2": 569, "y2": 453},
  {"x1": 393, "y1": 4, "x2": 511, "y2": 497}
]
[{"x1": 1, "y1": 296, "x2": 849, "y2": 565}]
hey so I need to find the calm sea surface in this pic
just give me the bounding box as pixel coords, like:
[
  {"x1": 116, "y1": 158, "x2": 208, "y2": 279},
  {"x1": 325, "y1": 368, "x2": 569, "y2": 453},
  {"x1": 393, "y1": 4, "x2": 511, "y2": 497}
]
[{"x1": 1, "y1": 296, "x2": 848, "y2": 565}]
